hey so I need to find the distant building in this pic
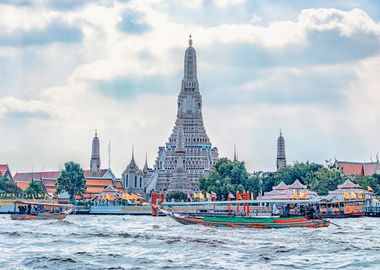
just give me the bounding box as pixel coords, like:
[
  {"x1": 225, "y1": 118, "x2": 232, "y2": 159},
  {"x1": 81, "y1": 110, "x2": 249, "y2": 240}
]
[
  {"x1": 261, "y1": 180, "x2": 318, "y2": 200},
  {"x1": 335, "y1": 159, "x2": 380, "y2": 176},
  {"x1": 90, "y1": 131, "x2": 101, "y2": 177},
  {"x1": 150, "y1": 36, "x2": 219, "y2": 194},
  {"x1": 276, "y1": 130, "x2": 286, "y2": 170},
  {"x1": 0, "y1": 164, "x2": 13, "y2": 181},
  {"x1": 121, "y1": 148, "x2": 145, "y2": 194},
  {"x1": 327, "y1": 179, "x2": 368, "y2": 200},
  {"x1": 13, "y1": 131, "x2": 116, "y2": 198}
]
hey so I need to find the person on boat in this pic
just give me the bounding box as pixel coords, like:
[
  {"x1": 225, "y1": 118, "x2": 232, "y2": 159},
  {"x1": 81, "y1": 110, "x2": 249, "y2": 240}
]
[
  {"x1": 27, "y1": 204, "x2": 32, "y2": 215},
  {"x1": 283, "y1": 204, "x2": 290, "y2": 217},
  {"x1": 306, "y1": 206, "x2": 317, "y2": 219}
]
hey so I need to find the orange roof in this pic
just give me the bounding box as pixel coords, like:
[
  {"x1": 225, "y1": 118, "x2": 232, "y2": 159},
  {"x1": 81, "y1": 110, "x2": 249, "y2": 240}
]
[
  {"x1": 16, "y1": 181, "x2": 30, "y2": 191},
  {"x1": 85, "y1": 186, "x2": 106, "y2": 193},
  {"x1": 14, "y1": 171, "x2": 61, "y2": 182},
  {"x1": 86, "y1": 179, "x2": 113, "y2": 186},
  {"x1": 0, "y1": 164, "x2": 10, "y2": 177},
  {"x1": 336, "y1": 162, "x2": 364, "y2": 176}
]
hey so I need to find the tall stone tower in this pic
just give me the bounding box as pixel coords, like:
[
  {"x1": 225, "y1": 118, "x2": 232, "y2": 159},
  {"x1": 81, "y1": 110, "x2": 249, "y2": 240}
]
[
  {"x1": 276, "y1": 130, "x2": 286, "y2": 170},
  {"x1": 90, "y1": 131, "x2": 101, "y2": 177},
  {"x1": 154, "y1": 36, "x2": 219, "y2": 194}
]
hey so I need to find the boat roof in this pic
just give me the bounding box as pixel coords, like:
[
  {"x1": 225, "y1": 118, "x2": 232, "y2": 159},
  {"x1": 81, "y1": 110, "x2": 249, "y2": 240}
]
[
  {"x1": 13, "y1": 200, "x2": 74, "y2": 208},
  {"x1": 160, "y1": 198, "x2": 363, "y2": 206}
]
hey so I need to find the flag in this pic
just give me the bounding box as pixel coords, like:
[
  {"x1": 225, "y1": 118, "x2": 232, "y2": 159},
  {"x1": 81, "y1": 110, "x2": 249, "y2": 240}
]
[
  {"x1": 228, "y1": 193, "x2": 235, "y2": 199},
  {"x1": 193, "y1": 192, "x2": 198, "y2": 199},
  {"x1": 292, "y1": 192, "x2": 298, "y2": 199},
  {"x1": 199, "y1": 193, "x2": 205, "y2": 200},
  {"x1": 236, "y1": 192, "x2": 242, "y2": 200},
  {"x1": 343, "y1": 192, "x2": 350, "y2": 199},
  {"x1": 350, "y1": 192, "x2": 356, "y2": 198},
  {"x1": 368, "y1": 186, "x2": 373, "y2": 192},
  {"x1": 206, "y1": 192, "x2": 211, "y2": 199},
  {"x1": 187, "y1": 193, "x2": 193, "y2": 202}
]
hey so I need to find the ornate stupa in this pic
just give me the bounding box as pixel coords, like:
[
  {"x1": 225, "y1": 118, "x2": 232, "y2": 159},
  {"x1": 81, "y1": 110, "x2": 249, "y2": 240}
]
[
  {"x1": 90, "y1": 130, "x2": 101, "y2": 177},
  {"x1": 276, "y1": 130, "x2": 286, "y2": 170},
  {"x1": 153, "y1": 36, "x2": 219, "y2": 194}
]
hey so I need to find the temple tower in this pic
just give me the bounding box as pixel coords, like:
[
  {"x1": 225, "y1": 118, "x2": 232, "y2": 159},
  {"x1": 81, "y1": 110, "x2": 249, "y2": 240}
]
[
  {"x1": 154, "y1": 36, "x2": 219, "y2": 194},
  {"x1": 276, "y1": 130, "x2": 286, "y2": 170},
  {"x1": 122, "y1": 146, "x2": 144, "y2": 194},
  {"x1": 90, "y1": 130, "x2": 101, "y2": 177}
]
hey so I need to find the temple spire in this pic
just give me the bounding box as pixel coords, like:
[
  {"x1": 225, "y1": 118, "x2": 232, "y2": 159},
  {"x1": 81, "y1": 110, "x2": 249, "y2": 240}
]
[
  {"x1": 233, "y1": 144, "x2": 237, "y2": 161},
  {"x1": 143, "y1": 151, "x2": 149, "y2": 172},
  {"x1": 276, "y1": 129, "x2": 286, "y2": 170},
  {"x1": 188, "y1": 34, "x2": 192, "y2": 46},
  {"x1": 90, "y1": 130, "x2": 101, "y2": 177}
]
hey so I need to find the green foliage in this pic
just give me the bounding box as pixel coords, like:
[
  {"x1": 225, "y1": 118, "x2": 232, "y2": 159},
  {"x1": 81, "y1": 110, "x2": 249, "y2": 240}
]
[
  {"x1": 307, "y1": 166, "x2": 347, "y2": 195},
  {"x1": 57, "y1": 161, "x2": 86, "y2": 203},
  {"x1": 353, "y1": 174, "x2": 380, "y2": 195},
  {"x1": 166, "y1": 191, "x2": 187, "y2": 202},
  {"x1": 0, "y1": 176, "x2": 22, "y2": 196},
  {"x1": 199, "y1": 158, "x2": 260, "y2": 199},
  {"x1": 25, "y1": 181, "x2": 47, "y2": 198}
]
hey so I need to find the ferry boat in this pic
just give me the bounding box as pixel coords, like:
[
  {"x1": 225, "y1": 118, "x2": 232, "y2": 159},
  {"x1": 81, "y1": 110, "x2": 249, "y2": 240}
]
[
  {"x1": 315, "y1": 200, "x2": 364, "y2": 218},
  {"x1": 156, "y1": 207, "x2": 330, "y2": 229},
  {"x1": 10, "y1": 201, "x2": 74, "y2": 220}
]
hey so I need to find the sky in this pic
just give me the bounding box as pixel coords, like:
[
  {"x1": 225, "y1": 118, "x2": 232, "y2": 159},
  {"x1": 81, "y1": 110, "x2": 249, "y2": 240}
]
[{"x1": 1, "y1": 0, "x2": 380, "y2": 176}]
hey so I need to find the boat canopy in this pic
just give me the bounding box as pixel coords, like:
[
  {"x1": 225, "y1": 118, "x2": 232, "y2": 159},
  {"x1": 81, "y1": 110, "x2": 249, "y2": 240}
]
[{"x1": 13, "y1": 200, "x2": 74, "y2": 208}]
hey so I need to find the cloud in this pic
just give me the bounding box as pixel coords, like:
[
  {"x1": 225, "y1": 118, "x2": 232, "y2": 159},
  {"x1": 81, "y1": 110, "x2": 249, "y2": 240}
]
[
  {"x1": 0, "y1": 20, "x2": 83, "y2": 47},
  {"x1": 118, "y1": 8, "x2": 152, "y2": 34},
  {"x1": 0, "y1": 97, "x2": 56, "y2": 121}
]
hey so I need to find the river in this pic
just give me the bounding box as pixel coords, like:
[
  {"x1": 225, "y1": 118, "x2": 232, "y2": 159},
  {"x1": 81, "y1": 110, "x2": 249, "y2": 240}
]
[{"x1": 0, "y1": 215, "x2": 379, "y2": 269}]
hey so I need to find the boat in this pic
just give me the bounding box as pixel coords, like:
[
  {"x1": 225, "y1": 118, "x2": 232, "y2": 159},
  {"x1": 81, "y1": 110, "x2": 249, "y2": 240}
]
[
  {"x1": 315, "y1": 200, "x2": 364, "y2": 218},
  {"x1": 10, "y1": 201, "x2": 74, "y2": 220},
  {"x1": 155, "y1": 206, "x2": 330, "y2": 229}
]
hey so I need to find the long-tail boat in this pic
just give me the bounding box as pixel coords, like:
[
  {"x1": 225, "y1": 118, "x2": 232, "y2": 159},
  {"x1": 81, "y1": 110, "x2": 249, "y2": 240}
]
[
  {"x1": 156, "y1": 206, "x2": 330, "y2": 229},
  {"x1": 10, "y1": 201, "x2": 74, "y2": 220}
]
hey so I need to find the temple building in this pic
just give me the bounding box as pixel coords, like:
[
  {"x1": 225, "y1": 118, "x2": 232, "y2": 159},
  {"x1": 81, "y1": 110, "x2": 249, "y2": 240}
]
[
  {"x1": 261, "y1": 180, "x2": 318, "y2": 200},
  {"x1": 90, "y1": 130, "x2": 101, "y2": 177},
  {"x1": 327, "y1": 179, "x2": 368, "y2": 200},
  {"x1": 121, "y1": 147, "x2": 145, "y2": 194},
  {"x1": 0, "y1": 164, "x2": 13, "y2": 181},
  {"x1": 335, "y1": 159, "x2": 380, "y2": 176},
  {"x1": 276, "y1": 130, "x2": 286, "y2": 170},
  {"x1": 148, "y1": 37, "x2": 219, "y2": 194},
  {"x1": 13, "y1": 131, "x2": 116, "y2": 198}
]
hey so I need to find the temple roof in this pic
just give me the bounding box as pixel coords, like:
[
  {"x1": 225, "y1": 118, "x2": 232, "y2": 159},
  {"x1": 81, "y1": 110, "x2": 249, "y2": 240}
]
[
  {"x1": 0, "y1": 164, "x2": 11, "y2": 177},
  {"x1": 337, "y1": 179, "x2": 362, "y2": 189},
  {"x1": 335, "y1": 160, "x2": 380, "y2": 176},
  {"x1": 273, "y1": 181, "x2": 288, "y2": 190},
  {"x1": 288, "y1": 179, "x2": 306, "y2": 189}
]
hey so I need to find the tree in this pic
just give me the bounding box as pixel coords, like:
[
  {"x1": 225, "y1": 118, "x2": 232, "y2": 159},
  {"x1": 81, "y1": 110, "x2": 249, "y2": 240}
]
[
  {"x1": 0, "y1": 176, "x2": 22, "y2": 197},
  {"x1": 25, "y1": 181, "x2": 47, "y2": 198},
  {"x1": 57, "y1": 161, "x2": 86, "y2": 203},
  {"x1": 307, "y1": 166, "x2": 347, "y2": 195},
  {"x1": 199, "y1": 158, "x2": 259, "y2": 200},
  {"x1": 166, "y1": 191, "x2": 187, "y2": 202}
]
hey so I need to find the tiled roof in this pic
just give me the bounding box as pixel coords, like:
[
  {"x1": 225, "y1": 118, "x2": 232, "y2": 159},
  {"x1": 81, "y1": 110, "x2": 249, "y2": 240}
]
[
  {"x1": 13, "y1": 171, "x2": 61, "y2": 182},
  {"x1": 16, "y1": 181, "x2": 30, "y2": 191},
  {"x1": 335, "y1": 161, "x2": 380, "y2": 176},
  {"x1": 337, "y1": 179, "x2": 362, "y2": 189},
  {"x1": 272, "y1": 181, "x2": 288, "y2": 190},
  {"x1": 83, "y1": 169, "x2": 109, "y2": 178},
  {"x1": 85, "y1": 186, "x2": 106, "y2": 193},
  {"x1": 288, "y1": 180, "x2": 307, "y2": 190},
  {"x1": 86, "y1": 179, "x2": 113, "y2": 186},
  {"x1": 0, "y1": 164, "x2": 10, "y2": 176}
]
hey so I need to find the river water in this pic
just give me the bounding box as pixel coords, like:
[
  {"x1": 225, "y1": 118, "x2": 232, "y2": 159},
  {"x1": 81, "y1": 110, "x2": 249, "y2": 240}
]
[{"x1": 0, "y1": 215, "x2": 379, "y2": 270}]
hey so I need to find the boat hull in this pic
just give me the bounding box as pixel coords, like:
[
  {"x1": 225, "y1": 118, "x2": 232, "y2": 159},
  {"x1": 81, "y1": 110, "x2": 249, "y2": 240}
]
[
  {"x1": 10, "y1": 213, "x2": 68, "y2": 220},
  {"x1": 157, "y1": 208, "x2": 330, "y2": 229}
]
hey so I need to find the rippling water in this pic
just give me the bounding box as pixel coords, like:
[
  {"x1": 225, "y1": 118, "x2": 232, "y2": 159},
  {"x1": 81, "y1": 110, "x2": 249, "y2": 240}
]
[{"x1": 0, "y1": 215, "x2": 379, "y2": 270}]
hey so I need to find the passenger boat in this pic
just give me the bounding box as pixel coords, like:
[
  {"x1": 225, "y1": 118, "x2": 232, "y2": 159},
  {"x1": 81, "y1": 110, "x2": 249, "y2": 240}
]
[
  {"x1": 316, "y1": 200, "x2": 364, "y2": 218},
  {"x1": 156, "y1": 207, "x2": 330, "y2": 229},
  {"x1": 10, "y1": 201, "x2": 74, "y2": 220}
]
